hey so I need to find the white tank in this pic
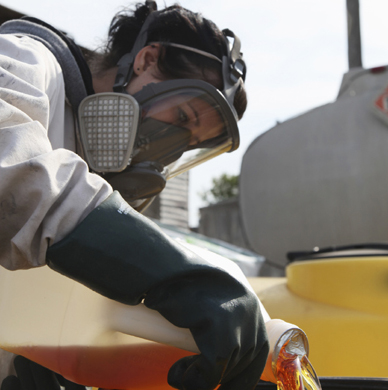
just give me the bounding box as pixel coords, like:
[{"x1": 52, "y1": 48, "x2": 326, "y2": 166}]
[{"x1": 240, "y1": 66, "x2": 388, "y2": 275}]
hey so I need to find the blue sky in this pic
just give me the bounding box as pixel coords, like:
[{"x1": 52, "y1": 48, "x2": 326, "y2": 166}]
[{"x1": 3, "y1": 0, "x2": 388, "y2": 226}]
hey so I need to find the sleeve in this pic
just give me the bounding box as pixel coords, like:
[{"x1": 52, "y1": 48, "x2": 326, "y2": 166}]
[{"x1": 0, "y1": 33, "x2": 113, "y2": 270}]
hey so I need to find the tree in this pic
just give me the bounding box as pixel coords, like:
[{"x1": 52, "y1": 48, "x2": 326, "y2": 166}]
[{"x1": 200, "y1": 173, "x2": 239, "y2": 204}]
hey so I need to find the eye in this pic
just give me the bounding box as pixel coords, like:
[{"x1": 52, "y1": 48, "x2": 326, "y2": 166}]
[{"x1": 177, "y1": 108, "x2": 189, "y2": 124}]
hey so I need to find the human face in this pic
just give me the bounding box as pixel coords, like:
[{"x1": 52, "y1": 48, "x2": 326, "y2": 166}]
[
  {"x1": 127, "y1": 46, "x2": 225, "y2": 148},
  {"x1": 143, "y1": 93, "x2": 224, "y2": 147}
]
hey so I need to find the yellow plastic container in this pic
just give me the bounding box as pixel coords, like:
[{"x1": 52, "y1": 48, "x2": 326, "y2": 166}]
[
  {"x1": 249, "y1": 255, "x2": 388, "y2": 378},
  {"x1": 0, "y1": 243, "x2": 308, "y2": 389}
]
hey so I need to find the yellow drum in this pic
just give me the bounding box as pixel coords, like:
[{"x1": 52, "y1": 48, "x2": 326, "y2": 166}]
[{"x1": 250, "y1": 248, "x2": 388, "y2": 378}]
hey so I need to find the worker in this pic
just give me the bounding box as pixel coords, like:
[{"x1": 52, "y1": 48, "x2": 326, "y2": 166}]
[{"x1": 0, "y1": 1, "x2": 269, "y2": 390}]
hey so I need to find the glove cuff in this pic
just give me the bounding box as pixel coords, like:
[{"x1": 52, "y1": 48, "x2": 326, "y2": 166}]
[{"x1": 47, "y1": 191, "x2": 225, "y2": 305}]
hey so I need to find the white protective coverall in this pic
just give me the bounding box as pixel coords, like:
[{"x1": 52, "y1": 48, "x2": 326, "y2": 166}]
[{"x1": 0, "y1": 32, "x2": 112, "y2": 379}]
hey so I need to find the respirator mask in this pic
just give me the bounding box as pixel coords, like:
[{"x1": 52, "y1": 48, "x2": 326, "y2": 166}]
[{"x1": 77, "y1": 5, "x2": 246, "y2": 212}]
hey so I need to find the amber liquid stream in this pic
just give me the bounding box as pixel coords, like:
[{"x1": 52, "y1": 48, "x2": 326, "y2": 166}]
[
  {"x1": 8, "y1": 341, "x2": 322, "y2": 390},
  {"x1": 275, "y1": 342, "x2": 322, "y2": 390}
]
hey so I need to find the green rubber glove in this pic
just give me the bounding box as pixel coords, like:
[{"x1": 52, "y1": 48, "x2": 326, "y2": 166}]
[{"x1": 47, "y1": 191, "x2": 269, "y2": 390}]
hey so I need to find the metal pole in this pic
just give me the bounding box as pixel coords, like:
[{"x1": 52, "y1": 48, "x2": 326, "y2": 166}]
[{"x1": 347, "y1": 0, "x2": 362, "y2": 69}]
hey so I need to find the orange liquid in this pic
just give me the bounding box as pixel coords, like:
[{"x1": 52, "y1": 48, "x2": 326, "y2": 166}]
[
  {"x1": 7, "y1": 343, "x2": 193, "y2": 390},
  {"x1": 275, "y1": 343, "x2": 321, "y2": 390},
  {"x1": 8, "y1": 341, "x2": 321, "y2": 390}
]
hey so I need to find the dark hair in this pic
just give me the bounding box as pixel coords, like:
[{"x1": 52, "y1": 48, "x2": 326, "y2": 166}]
[{"x1": 97, "y1": 2, "x2": 247, "y2": 119}]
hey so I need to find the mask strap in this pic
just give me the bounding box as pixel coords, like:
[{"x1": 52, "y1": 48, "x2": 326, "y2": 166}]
[
  {"x1": 145, "y1": 1, "x2": 157, "y2": 12},
  {"x1": 149, "y1": 41, "x2": 222, "y2": 64},
  {"x1": 221, "y1": 29, "x2": 246, "y2": 109},
  {"x1": 113, "y1": 6, "x2": 246, "y2": 115},
  {"x1": 113, "y1": 7, "x2": 161, "y2": 92}
]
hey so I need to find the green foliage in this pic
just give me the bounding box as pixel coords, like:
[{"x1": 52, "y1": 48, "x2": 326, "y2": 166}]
[{"x1": 200, "y1": 173, "x2": 239, "y2": 204}]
